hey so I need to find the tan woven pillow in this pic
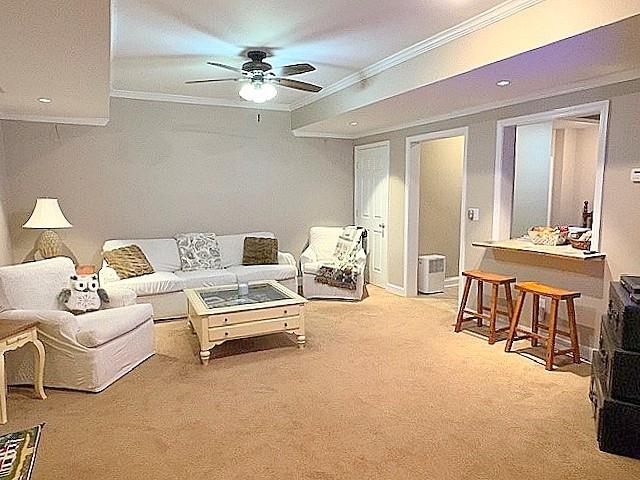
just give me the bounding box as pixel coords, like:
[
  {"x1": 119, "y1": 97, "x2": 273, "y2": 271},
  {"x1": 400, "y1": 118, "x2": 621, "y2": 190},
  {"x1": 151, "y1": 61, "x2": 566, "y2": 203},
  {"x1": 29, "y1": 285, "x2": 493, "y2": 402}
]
[
  {"x1": 242, "y1": 237, "x2": 278, "y2": 265},
  {"x1": 103, "y1": 245, "x2": 154, "y2": 279}
]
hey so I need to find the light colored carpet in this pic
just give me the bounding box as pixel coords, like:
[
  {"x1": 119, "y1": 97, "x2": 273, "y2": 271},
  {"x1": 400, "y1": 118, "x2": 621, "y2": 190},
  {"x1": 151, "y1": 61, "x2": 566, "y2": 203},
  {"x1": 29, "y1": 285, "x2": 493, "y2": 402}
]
[{"x1": 4, "y1": 286, "x2": 640, "y2": 479}]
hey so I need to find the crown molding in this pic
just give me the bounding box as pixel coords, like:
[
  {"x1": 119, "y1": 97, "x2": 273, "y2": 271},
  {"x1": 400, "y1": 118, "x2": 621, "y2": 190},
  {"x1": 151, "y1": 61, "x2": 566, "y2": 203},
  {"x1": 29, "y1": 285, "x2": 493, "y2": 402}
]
[
  {"x1": 296, "y1": 68, "x2": 640, "y2": 140},
  {"x1": 0, "y1": 113, "x2": 109, "y2": 126},
  {"x1": 110, "y1": 89, "x2": 292, "y2": 111},
  {"x1": 289, "y1": 0, "x2": 545, "y2": 110},
  {"x1": 292, "y1": 130, "x2": 355, "y2": 140}
]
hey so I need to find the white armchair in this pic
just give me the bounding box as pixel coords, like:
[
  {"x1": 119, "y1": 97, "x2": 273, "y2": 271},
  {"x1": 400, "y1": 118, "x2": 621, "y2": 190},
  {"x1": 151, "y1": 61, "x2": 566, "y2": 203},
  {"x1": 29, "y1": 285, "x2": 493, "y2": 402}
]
[
  {"x1": 300, "y1": 227, "x2": 367, "y2": 300},
  {"x1": 0, "y1": 258, "x2": 155, "y2": 392}
]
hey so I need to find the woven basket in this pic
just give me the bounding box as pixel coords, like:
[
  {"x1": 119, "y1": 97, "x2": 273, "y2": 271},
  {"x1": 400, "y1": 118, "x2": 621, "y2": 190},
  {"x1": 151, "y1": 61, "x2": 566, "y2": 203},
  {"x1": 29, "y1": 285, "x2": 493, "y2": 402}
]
[
  {"x1": 569, "y1": 237, "x2": 591, "y2": 250},
  {"x1": 528, "y1": 229, "x2": 568, "y2": 246}
]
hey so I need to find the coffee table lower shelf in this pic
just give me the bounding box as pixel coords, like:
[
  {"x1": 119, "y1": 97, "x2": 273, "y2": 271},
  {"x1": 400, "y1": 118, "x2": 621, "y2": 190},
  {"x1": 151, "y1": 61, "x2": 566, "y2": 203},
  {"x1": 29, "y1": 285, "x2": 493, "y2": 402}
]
[{"x1": 187, "y1": 302, "x2": 306, "y2": 365}]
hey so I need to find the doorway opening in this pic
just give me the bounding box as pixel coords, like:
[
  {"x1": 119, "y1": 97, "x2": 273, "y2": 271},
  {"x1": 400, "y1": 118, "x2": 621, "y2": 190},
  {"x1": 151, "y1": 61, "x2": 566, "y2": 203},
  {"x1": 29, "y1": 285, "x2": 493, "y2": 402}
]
[{"x1": 405, "y1": 128, "x2": 468, "y2": 298}]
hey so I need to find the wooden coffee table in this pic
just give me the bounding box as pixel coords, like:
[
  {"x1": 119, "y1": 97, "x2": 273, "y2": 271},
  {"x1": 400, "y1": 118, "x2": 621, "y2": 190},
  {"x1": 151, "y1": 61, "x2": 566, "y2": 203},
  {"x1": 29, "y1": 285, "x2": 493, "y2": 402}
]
[{"x1": 185, "y1": 281, "x2": 307, "y2": 365}]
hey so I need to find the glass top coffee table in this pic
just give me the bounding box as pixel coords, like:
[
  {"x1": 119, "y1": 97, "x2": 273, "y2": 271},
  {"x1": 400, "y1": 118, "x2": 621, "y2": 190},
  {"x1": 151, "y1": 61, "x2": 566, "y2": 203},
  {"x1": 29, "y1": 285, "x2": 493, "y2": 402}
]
[{"x1": 184, "y1": 281, "x2": 307, "y2": 365}]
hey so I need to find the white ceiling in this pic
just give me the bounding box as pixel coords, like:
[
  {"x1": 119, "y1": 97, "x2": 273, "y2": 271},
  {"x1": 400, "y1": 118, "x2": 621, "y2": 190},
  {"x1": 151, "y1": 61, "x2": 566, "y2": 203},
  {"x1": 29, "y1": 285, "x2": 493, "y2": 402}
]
[
  {"x1": 294, "y1": 14, "x2": 640, "y2": 137},
  {"x1": 0, "y1": 0, "x2": 111, "y2": 123},
  {"x1": 111, "y1": 0, "x2": 508, "y2": 106}
]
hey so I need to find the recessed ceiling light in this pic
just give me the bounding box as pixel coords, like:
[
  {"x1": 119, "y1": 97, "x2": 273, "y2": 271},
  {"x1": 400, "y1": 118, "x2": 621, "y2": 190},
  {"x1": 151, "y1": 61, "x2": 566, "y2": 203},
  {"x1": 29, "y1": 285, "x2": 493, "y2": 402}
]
[
  {"x1": 349, "y1": 121, "x2": 358, "y2": 126},
  {"x1": 496, "y1": 80, "x2": 511, "y2": 87},
  {"x1": 37, "y1": 97, "x2": 52, "y2": 103}
]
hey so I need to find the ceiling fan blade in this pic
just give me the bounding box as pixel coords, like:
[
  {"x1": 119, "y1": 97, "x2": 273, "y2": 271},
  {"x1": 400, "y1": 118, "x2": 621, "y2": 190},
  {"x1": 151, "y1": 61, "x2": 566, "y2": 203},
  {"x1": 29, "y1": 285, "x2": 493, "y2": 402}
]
[
  {"x1": 278, "y1": 63, "x2": 316, "y2": 76},
  {"x1": 206, "y1": 61, "x2": 244, "y2": 73},
  {"x1": 273, "y1": 78, "x2": 322, "y2": 92},
  {"x1": 185, "y1": 78, "x2": 240, "y2": 84}
]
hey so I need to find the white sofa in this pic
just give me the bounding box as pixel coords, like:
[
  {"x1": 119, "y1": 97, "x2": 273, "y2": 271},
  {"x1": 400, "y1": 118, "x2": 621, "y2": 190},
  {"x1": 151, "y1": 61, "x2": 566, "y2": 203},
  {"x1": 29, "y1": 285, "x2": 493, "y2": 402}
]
[
  {"x1": 300, "y1": 227, "x2": 366, "y2": 301},
  {"x1": 0, "y1": 257, "x2": 155, "y2": 392},
  {"x1": 100, "y1": 232, "x2": 298, "y2": 320}
]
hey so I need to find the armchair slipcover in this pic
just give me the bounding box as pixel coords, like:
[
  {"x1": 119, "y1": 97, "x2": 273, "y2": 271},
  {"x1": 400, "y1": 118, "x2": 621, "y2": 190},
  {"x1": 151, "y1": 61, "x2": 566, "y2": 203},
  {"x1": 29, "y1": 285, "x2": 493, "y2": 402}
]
[
  {"x1": 300, "y1": 227, "x2": 367, "y2": 300},
  {"x1": 0, "y1": 258, "x2": 155, "y2": 392}
]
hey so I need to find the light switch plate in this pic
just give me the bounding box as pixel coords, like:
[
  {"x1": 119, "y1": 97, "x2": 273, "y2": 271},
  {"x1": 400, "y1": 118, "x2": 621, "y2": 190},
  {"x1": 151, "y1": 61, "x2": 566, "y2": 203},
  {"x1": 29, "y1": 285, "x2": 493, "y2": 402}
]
[
  {"x1": 631, "y1": 168, "x2": 640, "y2": 183},
  {"x1": 467, "y1": 208, "x2": 480, "y2": 221}
]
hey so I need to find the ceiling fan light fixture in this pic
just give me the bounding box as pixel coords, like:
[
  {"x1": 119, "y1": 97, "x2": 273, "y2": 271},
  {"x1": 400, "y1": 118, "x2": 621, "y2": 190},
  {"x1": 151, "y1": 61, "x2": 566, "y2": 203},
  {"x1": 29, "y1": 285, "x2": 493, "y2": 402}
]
[
  {"x1": 239, "y1": 83, "x2": 256, "y2": 101},
  {"x1": 239, "y1": 81, "x2": 277, "y2": 103}
]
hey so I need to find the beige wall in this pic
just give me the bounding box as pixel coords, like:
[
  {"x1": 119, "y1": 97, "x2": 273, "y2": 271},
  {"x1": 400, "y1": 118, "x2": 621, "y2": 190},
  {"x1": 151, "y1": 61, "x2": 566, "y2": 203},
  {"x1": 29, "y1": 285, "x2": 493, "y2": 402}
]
[
  {"x1": 419, "y1": 136, "x2": 464, "y2": 278},
  {"x1": 1, "y1": 98, "x2": 354, "y2": 265},
  {"x1": 551, "y1": 125, "x2": 599, "y2": 226},
  {"x1": 355, "y1": 79, "x2": 640, "y2": 349},
  {"x1": 0, "y1": 125, "x2": 12, "y2": 265}
]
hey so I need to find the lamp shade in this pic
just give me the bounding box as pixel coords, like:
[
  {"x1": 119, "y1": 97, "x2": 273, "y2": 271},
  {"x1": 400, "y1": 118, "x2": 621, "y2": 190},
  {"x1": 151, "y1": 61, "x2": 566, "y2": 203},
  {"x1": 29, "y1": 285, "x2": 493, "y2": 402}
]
[{"x1": 23, "y1": 198, "x2": 73, "y2": 229}]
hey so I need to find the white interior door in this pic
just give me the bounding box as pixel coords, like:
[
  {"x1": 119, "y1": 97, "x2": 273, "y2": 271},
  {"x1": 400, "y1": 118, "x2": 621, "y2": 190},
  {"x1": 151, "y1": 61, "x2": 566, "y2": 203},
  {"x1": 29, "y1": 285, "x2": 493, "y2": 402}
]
[{"x1": 355, "y1": 142, "x2": 389, "y2": 288}]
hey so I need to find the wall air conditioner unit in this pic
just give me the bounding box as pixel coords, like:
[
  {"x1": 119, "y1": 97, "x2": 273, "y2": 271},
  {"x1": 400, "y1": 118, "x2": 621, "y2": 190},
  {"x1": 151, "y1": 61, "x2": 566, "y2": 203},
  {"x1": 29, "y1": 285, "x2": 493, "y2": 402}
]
[{"x1": 418, "y1": 254, "x2": 446, "y2": 294}]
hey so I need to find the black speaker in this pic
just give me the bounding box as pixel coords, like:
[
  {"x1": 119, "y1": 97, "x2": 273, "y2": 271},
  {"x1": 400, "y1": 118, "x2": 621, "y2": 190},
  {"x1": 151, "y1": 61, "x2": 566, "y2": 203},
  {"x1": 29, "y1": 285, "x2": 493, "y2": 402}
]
[
  {"x1": 606, "y1": 283, "x2": 640, "y2": 352},
  {"x1": 595, "y1": 318, "x2": 640, "y2": 404},
  {"x1": 590, "y1": 355, "x2": 640, "y2": 459}
]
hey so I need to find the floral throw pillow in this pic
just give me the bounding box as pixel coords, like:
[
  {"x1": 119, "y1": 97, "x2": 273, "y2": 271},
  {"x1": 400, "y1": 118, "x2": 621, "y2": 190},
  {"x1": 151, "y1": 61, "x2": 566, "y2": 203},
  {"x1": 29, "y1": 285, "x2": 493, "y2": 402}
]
[{"x1": 175, "y1": 233, "x2": 222, "y2": 271}]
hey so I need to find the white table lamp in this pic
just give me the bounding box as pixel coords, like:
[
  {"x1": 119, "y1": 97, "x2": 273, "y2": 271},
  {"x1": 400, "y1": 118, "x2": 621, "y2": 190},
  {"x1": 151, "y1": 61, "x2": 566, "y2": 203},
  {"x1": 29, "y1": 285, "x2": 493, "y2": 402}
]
[{"x1": 23, "y1": 198, "x2": 76, "y2": 262}]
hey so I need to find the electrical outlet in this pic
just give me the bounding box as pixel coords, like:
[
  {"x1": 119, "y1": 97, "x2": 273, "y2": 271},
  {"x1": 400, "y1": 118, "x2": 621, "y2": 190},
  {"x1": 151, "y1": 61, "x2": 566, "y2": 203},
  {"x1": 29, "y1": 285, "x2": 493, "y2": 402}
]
[
  {"x1": 631, "y1": 168, "x2": 640, "y2": 183},
  {"x1": 467, "y1": 208, "x2": 480, "y2": 221}
]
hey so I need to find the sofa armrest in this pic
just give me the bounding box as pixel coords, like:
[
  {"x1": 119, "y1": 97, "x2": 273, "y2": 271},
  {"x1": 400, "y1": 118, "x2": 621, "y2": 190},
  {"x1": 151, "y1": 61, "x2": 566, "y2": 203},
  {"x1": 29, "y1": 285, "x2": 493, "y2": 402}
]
[
  {"x1": 102, "y1": 287, "x2": 137, "y2": 308},
  {"x1": 0, "y1": 309, "x2": 78, "y2": 341},
  {"x1": 355, "y1": 248, "x2": 367, "y2": 271},
  {"x1": 99, "y1": 265, "x2": 120, "y2": 285},
  {"x1": 277, "y1": 251, "x2": 296, "y2": 267},
  {"x1": 300, "y1": 247, "x2": 317, "y2": 267}
]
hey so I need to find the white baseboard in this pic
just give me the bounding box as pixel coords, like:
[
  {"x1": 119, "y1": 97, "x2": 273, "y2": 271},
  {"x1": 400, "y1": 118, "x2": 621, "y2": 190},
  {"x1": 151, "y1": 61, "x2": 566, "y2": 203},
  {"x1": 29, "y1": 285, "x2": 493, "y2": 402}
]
[
  {"x1": 444, "y1": 276, "x2": 460, "y2": 288},
  {"x1": 386, "y1": 283, "x2": 407, "y2": 297}
]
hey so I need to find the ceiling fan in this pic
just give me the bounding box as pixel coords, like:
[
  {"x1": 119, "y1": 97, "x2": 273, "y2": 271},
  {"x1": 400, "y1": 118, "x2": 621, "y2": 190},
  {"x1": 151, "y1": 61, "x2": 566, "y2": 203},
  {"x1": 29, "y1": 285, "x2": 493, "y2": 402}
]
[{"x1": 185, "y1": 50, "x2": 323, "y2": 103}]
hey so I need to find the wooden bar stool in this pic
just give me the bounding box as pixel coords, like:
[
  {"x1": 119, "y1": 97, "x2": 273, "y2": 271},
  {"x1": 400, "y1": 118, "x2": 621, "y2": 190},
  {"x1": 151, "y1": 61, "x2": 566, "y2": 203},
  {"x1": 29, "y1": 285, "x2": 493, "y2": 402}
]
[
  {"x1": 455, "y1": 270, "x2": 516, "y2": 344},
  {"x1": 505, "y1": 282, "x2": 581, "y2": 370}
]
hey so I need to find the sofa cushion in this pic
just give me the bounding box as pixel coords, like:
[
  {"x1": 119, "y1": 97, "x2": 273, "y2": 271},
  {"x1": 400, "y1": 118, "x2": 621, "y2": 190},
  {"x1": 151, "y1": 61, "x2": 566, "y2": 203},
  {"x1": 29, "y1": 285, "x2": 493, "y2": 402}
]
[
  {"x1": 217, "y1": 232, "x2": 275, "y2": 268},
  {"x1": 103, "y1": 245, "x2": 155, "y2": 279},
  {"x1": 243, "y1": 237, "x2": 278, "y2": 265},
  {"x1": 0, "y1": 257, "x2": 75, "y2": 311},
  {"x1": 108, "y1": 272, "x2": 184, "y2": 296},
  {"x1": 76, "y1": 303, "x2": 153, "y2": 348},
  {"x1": 103, "y1": 239, "x2": 181, "y2": 273},
  {"x1": 175, "y1": 233, "x2": 222, "y2": 271},
  {"x1": 227, "y1": 264, "x2": 297, "y2": 283},
  {"x1": 309, "y1": 227, "x2": 342, "y2": 262},
  {"x1": 174, "y1": 269, "x2": 237, "y2": 289}
]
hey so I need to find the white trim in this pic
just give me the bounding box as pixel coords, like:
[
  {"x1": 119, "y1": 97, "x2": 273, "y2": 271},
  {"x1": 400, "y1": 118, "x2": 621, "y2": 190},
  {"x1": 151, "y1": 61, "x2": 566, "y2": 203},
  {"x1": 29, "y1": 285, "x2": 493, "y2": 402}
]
[
  {"x1": 404, "y1": 127, "x2": 469, "y2": 298},
  {"x1": 296, "y1": 67, "x2": 640, "y2": 140},
  {"x1": 0, "y1": 113, "x2": 109, "y2": 126},
  {"x1": 354, "y1": 140, "x2": 391, "y2": 151},
  {"x1": 292, "y1": 130, "x2": 355, "y2": 140},
  {"x1": 290, "y1": 0, "x2": 544, "y2": 110},
  {"x1": 110, "y1": 89, "x2": 292, "y2": 111},
  {"x1": 355, "y1": 141, "x2": 391, "y2": 288},
  {"x1": 492, "y1": 100, "x2": 609, "y2": 250},
  {"x1": 385, "y1": 283, "x2": 406, "y2": 297}
]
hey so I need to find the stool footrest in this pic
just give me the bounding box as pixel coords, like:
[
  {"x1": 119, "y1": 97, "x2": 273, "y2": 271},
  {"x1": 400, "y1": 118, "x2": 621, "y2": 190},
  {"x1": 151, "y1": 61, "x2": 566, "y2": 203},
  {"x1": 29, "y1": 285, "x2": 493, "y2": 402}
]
[
  {"x1": 534, "y1": 324, "x2": 571, "y2": 338},
  {"x1": 480, "y1": 306, "x2": 511, "y2": 317}
]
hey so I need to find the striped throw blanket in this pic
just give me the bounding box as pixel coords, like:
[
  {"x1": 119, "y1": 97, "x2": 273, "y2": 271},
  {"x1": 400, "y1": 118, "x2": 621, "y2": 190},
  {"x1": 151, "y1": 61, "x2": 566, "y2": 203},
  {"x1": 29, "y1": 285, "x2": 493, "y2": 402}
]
[{"x1": 315, "y1": 227, "x2": 365, "y2": 290}]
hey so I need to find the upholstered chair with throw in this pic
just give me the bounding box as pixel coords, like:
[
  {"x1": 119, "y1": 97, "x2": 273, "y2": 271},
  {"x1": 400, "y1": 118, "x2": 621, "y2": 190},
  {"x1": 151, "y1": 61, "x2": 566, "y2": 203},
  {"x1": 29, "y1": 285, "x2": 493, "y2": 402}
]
[
  {"x1": 300, "y1": 226, "x2": 367, "y2": 300},
  {"x1": 0, "y1": 257, "x2": 155, "y2": 392}
]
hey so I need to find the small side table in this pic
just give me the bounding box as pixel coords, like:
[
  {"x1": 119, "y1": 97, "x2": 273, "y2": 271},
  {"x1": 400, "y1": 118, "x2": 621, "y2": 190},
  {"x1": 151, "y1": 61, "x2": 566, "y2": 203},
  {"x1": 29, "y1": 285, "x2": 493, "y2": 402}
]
[{"x1": 0, "y1": 321, "x2": 46, "y2": 424}]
